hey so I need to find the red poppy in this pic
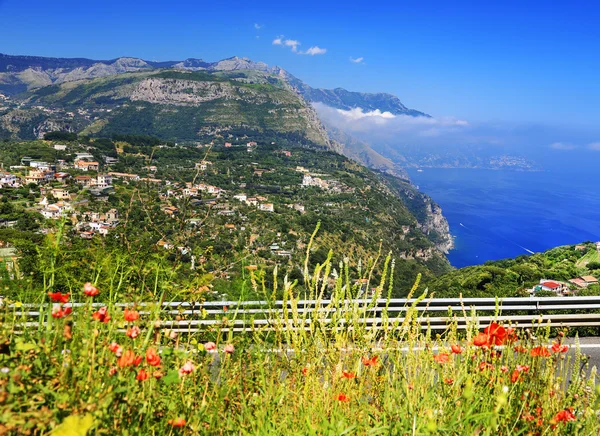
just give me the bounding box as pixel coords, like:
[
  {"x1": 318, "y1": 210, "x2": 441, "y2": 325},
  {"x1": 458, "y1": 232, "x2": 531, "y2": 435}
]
[
  {"x1": 505, "y1": 327, "x2": 518, "y2": 342},
  {"x1": 342, "y1": 370, "x2": 357, "y2": 379},
  {"x1": 109, "y1": 342, "x2": 123, "y2": 356},
  {"x1": 153, "y1": 370, "x2": 164, "y2": 379},
  {"x1": 92, "y1": 306, "x2": 111, "y2": 323},
  {"x1": 83, "y1": 282, "x2": 99, "y2": 297},
  {"x1": 551, "y1": 342, "x2": 569, "y2": 353},
  {"x1": 337, "y1": 393, "x2": 349, "y2": 402},
  {"x1": 51, "y1": 304, "x2": 72, "y2": 319},
  {"x1": 500, "y1": 365, "x2": 509, "y2": 373},
  {"x1": 136, "y1": 369, "x2": 149, "y2": 381},
  {"x1": 530, "y1": 346, "x2": 551, "y2": 357},
  {"x1": 553, "y1": 408, "x2": 576, "y2": 423},
  {"x1": 451, "y1": 344, "x2": 463, "y2": 354},
  {"x1": 479, "y1": 361, "x2": 494, "y2": 372},
  {"x1": 126, "y1": 326, "x2": 141, "y2": 339},
  {"x1": 117, "y1": 350, "x2": 136, "y2": 367},
  {"x1": 124, "y1": 308, "x2": 140, "y2": 322},
  {"x1": 513, "y1": 345, "x2": 528, "y2": 353},
  {"x1": 108, "y1": 367, "x2": 118, "y2": 376},
  {"x1": 433, "y1": 353, "x2": 450, "y2": 364},
  {"x1": 484, "y1": 322, "x2": 507, "y2": 346},
  {"x1": 301, "y1": 367, "x2": 308, "y2": 376},
  {"x1": 168, "y1": 418, "x2": 186, "y2": 427},
  {"x1": 361, "y1": 356, "x2": 378, "y2": 366},
  {"x1": 48, "y1": 291, "x2": 69, "y2": 304},
  {"x1": 444, "y1": 378, "x2": 454, "y2": 385},
  {"x1": 134, "y1": 355, "x2": 143, "y2": 366},
  {"x1": 146, "y1": 347, "x2": 161, "y2": 366},
  {"x1": 473, "y1": 333, "x2": 490, "y2": 347}
]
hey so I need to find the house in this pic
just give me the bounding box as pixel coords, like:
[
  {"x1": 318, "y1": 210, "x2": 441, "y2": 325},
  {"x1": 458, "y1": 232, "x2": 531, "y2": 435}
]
[
  {"x1": 195, "y1": 161, "x2": 212, "y2": 171},
  {"x1": 24, "y1": 170, "x2": 53, "y2": 185},
  {"x1": 80, "y1": 231, "x2": 94, "y2": 240},
  {"x1": 569, "y1": 278, "x2": 588, "y2": 288},
  {"x1": 225, "y1": 142, "x2": 232, "y2": 148},
  {"x1": 281, "y1": 150, "x2": 292, "y2": 157},
  {"x1": 75, "y1": 161, "x2": 99, "y2": 171},
  {"x1": 75, "y1": 175, "x2": 94, "y2": 187},
  {"x1": 53, "y1": 144, "x2": 67, "y2": 151},
  {"x1": 108, "y1": 172, "x2": 140, "y2": 181},
  {"x1": 104, "y1": 209, "x2": 119, "y2": 224},
  {"x1": 575, "y1": 245, "x2": 587, "y2": 251},
  {"x1": 162, "y1": 206, "x2": 179, "y2": 216},
  {"x1": 246, "y1": 197, "x2": 258, "y2": 206},
  {"x1": 76, "y1": 152, "x2": 95, "y2": 160},
  {"x1": 534, "y1": 280, "x2": 568, "y2": 294},
  {"x1": 296, "y1": 166, "x2": 308, "y2": 173},
  {"x1": 54, "y1": 172, "x2": 71, "y2": 182},
  {"x1": 0, "y1": 172, "x2": 19, "y2": 187},
  {"x1": 259, "y1": 203, "x2": 274, "y2": 212},
  {"x1": 233, "y1": 194, "x2": 247, "y2": 203},
  {"x1": 581, "y1": 276, "x2": 598, "y2": 285},
  {"x1": 96, "y1": 174, "x2": 112, "y2": 188},
  {"x1": 51, "y1": 188, "x2": 71, "y2": 200}
]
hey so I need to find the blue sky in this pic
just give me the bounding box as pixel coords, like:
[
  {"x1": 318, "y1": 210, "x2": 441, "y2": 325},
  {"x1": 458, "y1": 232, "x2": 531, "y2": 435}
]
[{"x1": 1, "y1": 0, "x2": 600, "y2": 127}]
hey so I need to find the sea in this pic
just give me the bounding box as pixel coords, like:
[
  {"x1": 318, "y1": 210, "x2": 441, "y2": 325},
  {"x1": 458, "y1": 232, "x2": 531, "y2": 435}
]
[{"x1": 408, "y1": 168, "x2": 600, "y2": 268}]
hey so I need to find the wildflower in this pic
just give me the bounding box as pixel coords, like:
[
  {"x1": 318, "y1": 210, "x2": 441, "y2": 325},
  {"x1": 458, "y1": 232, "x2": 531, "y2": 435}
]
[
  {"x1": 83, "y1": 282, "x2": 99, "y2": 297},
  {"x1": 109, "y1": 342, "x2": 122, "y2": 354},
  {"x1": 178, "y1": 361, "x2": 195, "y2": 377},
  {"x1": 513, "y1": 345, "x2": 528, "y2": 353},
  {"x1": 136, "y1": 369, "x2": 149, "y2": 381},
  {"x1": 92, "y1": 306, "x2": 111, "y2": 323},
  {"x1": 479, "y1": 361, "x2": 494, "y2": 372},
  {"x1": 530, "y1": 346, "x2": 551, "y2": 357},
  {"x1": 48, "y1": 291, "x2": 69, "y2": 303},
  {"x1": 337, "y1": 393, "x2": 349, "y2": 402},
  {"x1": 223, "y1": 306, "x2": 228, "y2": 312},
  {"x1": 126, "y1": 326, "x2": 141, "y2": 339},
  {"x1": 451, "y1": 344, "x2": 463, "y2": 354},
  {"x1": 117, "y1": 350, "x2": 137, "y2": 368},
  {"x1": 124, "y1": 308, "x2": 139, "y2": 322},
  {"x1": 444, "y1": 378, "x2": 454, "y2": 385},
  {"x1": 342, "y1": 370, "x2": 357, "y2": 379},
  {"x1": 505, "y1": 327, "x2": 518, "y2": 342},
  {"x1": 433, "y1": 353, "x2": 450, "y2": 364},
  {"x1": 473, "y1": 333, "x2": 490, "y2": 347},
  {"x1": 301, "y1": 367, "x2": 308, "y2": 376},
  {"x1": 204, "y1": 341, "x2": 216, "y2": 351},
  {"x1": 484, "y1": 322, "x2": 507, "y2": 346},
  {"x1": 168, "y1": 418, "x2": 186, "y2": 427},
  {"x1": 500, "y1": 366, "x2": 509, "y2": 373},
  {"x1": 153, "y1": 370, "x2": 164, "y2": 379},
  {"x1": 553, "y1": 408, "x2": 576, "y2": 423},
  {"x1": 51, "y1": 304, "x2": 72, "y2": 319},
  {"x1": 551, "y1": 342, "x2": 569, "y2": 353},
  {"x1": 361, "y1": 355, "x2": 378, "y2": 366},
  {"x1": 1, "y1": 367, "x2": 9, "y2": 374},
  {"x1": 511, "y1": 365, "x2": 530, "y2": 383},
  {"x1": 108, "y1": 367, "x2": 118, "y2": 376},
  {"x1": 146, "y1": 347, "x2": 161, "y2": 366},
  {"x1": 224, "y1": 344, "x2": 234, "y2": 354},
  {"x1": 63, "y1": 324, "x2": 72, "y2": 340}
]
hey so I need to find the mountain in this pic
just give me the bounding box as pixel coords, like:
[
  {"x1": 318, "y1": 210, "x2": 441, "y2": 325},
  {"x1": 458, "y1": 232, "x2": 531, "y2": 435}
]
[{"x1": 0, "y1": 53, "x2": 427, "y2": 117}]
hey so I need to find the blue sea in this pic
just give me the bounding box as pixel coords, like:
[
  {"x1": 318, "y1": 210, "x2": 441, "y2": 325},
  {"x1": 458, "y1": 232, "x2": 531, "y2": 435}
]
[{"x1": 408, "y1": 168, "x2": 600, "y2": 268}]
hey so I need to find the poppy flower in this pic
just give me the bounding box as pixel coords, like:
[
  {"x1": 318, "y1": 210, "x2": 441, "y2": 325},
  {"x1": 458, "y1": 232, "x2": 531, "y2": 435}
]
[
  {"x1": 136, "y1": 369, "x2": 149, "y2": 381},
  {"x1": 553, "y1": 408, "x2": 576, "y2": 423},
  {"x1": 444, "y1": 378, "x2": 454, "y2": 385},
  {"x1": 108, "y1": 367, "x2": 118, "y2": 376},
  {"x1": 337, "y1": 393, "x2": 349, "y2": 402},
  {"x1": 124, "y1": 308, "x2": 140, "y2": 322},
  {"x1": 483, "y1": 322, "x2": 507, "y2": 346},
  {"x1": 500, "y1": 366, "x2": 509, "y2": 373},
  {"x1": 361, "y1": 355, "x2": 378, "y2": 366},
  {"x1": 505, "y1": 327, "x2": 518, "y2": 342},
  {"x1": 126, "y1": 326, "x2": 141, "y2": 339},
  {"x1": 301, "y1": 367, "x2": 308, "y2": 376},
  {"x1": 530, "y1": 346, "x2": 551, "y2": 357},
  {"x1": 224, "y1": 344, "x2": 234, "y2": 354},
  {"x1": 92, "y1": 306, "x2": 111, "y2": 323},
  {"x1": 342, "y1": 370, "x2": 357, "y2": 379},
  {"x1": 551, "y1": 342, "x2": 569, "y2": 353},
  {"x1": 168, "y1": 418, "x2": 186, "y2": 427},
  {"x1": 513, "y1": 345, "x2": 528, "y2": 353},
  {"x1": 109, "y1": 342, "x2": 123, "y2": 357},
  {"x1": 51, "y1": 304, "x2": 72, "y2": 319},
  {"x1": 204, "y1": 341, "x2": 216, "y2": 351},
  {"x1": 48, "y1": 291, "x2": 69, "y2": 304},
  {"x1": 451, "y1": 344, "x2": 463, "y2": 354},
  {"x1": 473, "y1": 333, "x2": 490, "y2": 347},
  {"x1": 83, "y1": 282, "x2": 99, "y2": 297},
  {"x1": 178, "y1": 361, "x2": 195, "y2": 377},
  {"x1": 146, "y1": 347, "x2": 161, "y2": 366},
  {"x1": 117, "y1": 349, "x2": 136, "y2": 367},
  {"x1": 479, "y1": 361, "x2": 494, "y2": 372},
  {"x1": 433, "y1": 353, "x2": 450, "y2": 364},
  {"x1": 153, "y1": 370, "x2": 164, "y2": 379}
]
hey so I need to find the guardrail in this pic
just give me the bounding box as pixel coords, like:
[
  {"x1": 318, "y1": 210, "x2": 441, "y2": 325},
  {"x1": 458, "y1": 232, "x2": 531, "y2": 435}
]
[{"x1": 5, "y1": 296, "x2": 600, "y2": 333}]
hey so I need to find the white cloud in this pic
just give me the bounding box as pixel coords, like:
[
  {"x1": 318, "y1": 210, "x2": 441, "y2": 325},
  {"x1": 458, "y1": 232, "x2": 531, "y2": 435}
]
[
  {"x1": 349, "y1": 57, "x2": 364, "y2": 64},
  {"x1": 254, "y1": 23, "x2": 263, "y2": 30},
  {"x1": 550, "y1": 142, "x2": 577, "y2": 150},
  {"x1": 272, "y1": 36, "x2": 284, "y2": 45},
  {"x1": 284, "y1": 39, "x2": 300, "y2": 52},
  {"x1": 337, "y1": 107, "x2": 396, "y2": 120},
  {"x1": 588, "y1": 142, "x2": 600, "y2": 151},
  {"x1": 302, "y1": 46, "x2": 327, "y2": 56}
]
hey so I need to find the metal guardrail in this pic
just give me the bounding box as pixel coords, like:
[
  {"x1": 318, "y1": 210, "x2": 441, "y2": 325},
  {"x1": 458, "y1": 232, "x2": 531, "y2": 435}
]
[{"x1": 5, "y1": 296, "x2": 600, "y2": 333}]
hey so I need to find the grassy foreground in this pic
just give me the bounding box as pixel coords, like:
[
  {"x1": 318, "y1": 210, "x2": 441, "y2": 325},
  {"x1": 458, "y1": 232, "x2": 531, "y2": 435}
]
[{"x1": 1, "y1": 257, "x2": 599, "y2": 435}]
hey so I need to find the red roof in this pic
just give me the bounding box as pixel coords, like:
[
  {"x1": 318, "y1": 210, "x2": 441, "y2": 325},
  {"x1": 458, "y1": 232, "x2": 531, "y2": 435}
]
[{"x1": 542, "y1": 281, "x2": 560, "y2": 289}]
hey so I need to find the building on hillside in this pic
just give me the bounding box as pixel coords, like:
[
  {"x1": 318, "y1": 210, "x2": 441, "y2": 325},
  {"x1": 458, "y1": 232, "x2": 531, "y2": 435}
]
[
  {"x1": 96, "y1": 174, "x2": 112, "y2": 188},
  {"x1": 580, "y1": 275, "x2": 598, "y2": 286},
  {"x1": 534, "y1": 279, "x2": 569, "y2": 295},
  {"x1": 233, "y1": 194, "x2": 247, "y2": 203},
  {"x1": 53, "y1": 144, "x2": 67, "y2": 151},
  {"x1": 75, "y1": 175, "x2": 94, "y2": 187},
  {"x1": 568, "y1": 278, "x2": 588, "y2": 289},
  {"x1": 24, "y1": 170, "x2": 53, "y2": 185},
  {"x1": 0, "y1": 172, "x2": 19, "y2": 187},
  {"x1": 259, "y1": 203, "x2": 274, "y2": 212},
  {"x1": 51, "y1": 188, "x2": 71, "y2": 200},
  {"x1": 54, "y1": 172, "x2": 71, "y2": 182},
  {"x1": 108, "y1": 172, "x2": 140, "y2": 181},
  {"x1": 575, "y1": 245, "x2": 587, "y2": 251},
  {"x1": 75, "y1": 161, "x2": 99, "y2": 171}
]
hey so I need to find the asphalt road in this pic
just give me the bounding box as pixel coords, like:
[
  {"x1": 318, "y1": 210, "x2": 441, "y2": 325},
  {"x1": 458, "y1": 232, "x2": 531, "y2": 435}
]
[{"x1": 564, "y1": 337, "x2": 600, "y2": 372}]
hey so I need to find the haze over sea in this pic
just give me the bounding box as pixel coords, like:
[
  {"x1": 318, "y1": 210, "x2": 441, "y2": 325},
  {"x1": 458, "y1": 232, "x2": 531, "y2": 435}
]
[{"x1": 408, "y1": 167, "x2": 600, "y2": 268}]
